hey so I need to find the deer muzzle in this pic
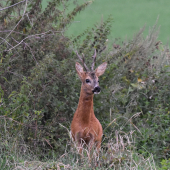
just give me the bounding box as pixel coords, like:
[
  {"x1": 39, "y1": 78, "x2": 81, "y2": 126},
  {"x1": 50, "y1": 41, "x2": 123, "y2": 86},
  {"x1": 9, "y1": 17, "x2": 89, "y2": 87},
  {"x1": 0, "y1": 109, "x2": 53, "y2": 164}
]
[{"x1": 93, "y1": 86, "x2": 101, "y2": 94}]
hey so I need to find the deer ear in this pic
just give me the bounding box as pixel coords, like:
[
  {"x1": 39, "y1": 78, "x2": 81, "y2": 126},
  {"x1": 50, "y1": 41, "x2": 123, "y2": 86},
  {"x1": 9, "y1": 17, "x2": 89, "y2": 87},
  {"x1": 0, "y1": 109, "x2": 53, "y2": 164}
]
[
  {"x1": 75, "y1": 62, "x2": 85, "y2": 80},
  {"x1": 95, "y1": 62, "x2": 107, "y2": 77}
]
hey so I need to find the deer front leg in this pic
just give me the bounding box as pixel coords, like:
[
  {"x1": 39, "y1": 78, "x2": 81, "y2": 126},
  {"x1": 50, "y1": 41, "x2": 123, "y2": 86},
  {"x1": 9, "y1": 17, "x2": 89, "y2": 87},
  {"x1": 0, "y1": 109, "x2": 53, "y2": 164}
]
[
  {"x1": 75, "y1": 131, "x2": 84, "y2": 155},
  {"x1": 96, "y1": 140, "x2": 101, "y2": 153}
]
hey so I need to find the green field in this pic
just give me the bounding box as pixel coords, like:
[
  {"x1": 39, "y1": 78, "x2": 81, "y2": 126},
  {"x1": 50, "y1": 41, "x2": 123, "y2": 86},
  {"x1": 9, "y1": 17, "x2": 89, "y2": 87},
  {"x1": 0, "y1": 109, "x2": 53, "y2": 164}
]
[{"x1": 63, "y1": 0, "x2": 170, "y2": 44}]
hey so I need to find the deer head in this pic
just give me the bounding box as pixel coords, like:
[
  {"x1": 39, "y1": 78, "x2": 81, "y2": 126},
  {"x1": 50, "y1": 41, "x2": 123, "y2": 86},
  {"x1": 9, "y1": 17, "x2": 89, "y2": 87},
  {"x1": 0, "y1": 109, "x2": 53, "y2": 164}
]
[{"x1": 75, "y1": 50, "x2": 107, "y2": 95}]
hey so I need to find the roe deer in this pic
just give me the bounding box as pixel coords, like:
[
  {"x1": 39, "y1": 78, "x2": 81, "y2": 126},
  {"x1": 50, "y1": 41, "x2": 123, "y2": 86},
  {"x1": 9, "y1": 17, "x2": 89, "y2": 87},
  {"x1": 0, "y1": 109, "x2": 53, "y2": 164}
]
[{"x1": 71, "y1": 49, "x2": 107, "y2": 154}]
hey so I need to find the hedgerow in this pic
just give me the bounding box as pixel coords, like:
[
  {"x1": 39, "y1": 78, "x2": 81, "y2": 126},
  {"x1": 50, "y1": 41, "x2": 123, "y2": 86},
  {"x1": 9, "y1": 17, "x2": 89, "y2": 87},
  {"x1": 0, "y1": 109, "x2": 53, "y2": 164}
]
[{"x1": 0, "y1": 0, "x2": 170, "y2": 169}]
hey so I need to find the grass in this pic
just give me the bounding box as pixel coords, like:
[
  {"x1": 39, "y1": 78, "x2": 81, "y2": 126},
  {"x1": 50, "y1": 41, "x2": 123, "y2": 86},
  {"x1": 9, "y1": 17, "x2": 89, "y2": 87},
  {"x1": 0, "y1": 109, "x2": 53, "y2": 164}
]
[
  {"x1": 0, "y1": 118, "x2": 159, "y2": 169},
  {"x1": 0, "y1": 128, "x2": 158, "y2": 169},
  {"x1": 56, "y1": 0, "x2": 170, "y2": 45}
]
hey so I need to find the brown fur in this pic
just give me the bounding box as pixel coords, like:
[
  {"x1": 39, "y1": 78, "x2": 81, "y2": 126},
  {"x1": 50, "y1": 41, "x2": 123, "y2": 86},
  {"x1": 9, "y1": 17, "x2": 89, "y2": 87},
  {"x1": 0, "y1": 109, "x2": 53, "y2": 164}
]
[{"x1": 71, "y1": 62, "x2": 107, "y2": 153}]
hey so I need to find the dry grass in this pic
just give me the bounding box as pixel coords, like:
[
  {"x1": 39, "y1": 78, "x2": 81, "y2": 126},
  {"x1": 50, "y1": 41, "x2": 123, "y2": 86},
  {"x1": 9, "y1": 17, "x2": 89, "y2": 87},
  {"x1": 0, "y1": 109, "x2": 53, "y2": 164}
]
[
  {"x1": 13, "y1": 133, "x2": 157, "y2": 169},
  {"x1": 0, "y1": 117, "x2": 158, "y2": 170}
]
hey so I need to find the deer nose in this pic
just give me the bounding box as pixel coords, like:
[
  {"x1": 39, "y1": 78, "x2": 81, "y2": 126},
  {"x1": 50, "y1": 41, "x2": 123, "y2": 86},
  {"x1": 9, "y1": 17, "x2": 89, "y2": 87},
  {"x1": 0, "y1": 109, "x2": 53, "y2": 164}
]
[{"x1": 93, "y1": 86, "x2": 101, "y2": 93}]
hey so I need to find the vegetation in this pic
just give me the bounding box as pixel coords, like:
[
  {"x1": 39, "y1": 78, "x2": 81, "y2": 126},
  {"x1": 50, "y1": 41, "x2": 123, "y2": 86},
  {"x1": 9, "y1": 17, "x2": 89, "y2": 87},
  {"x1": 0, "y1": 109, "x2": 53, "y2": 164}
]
[{"x1": 0, "y1": 0, "x2": 170, "y2": 169}]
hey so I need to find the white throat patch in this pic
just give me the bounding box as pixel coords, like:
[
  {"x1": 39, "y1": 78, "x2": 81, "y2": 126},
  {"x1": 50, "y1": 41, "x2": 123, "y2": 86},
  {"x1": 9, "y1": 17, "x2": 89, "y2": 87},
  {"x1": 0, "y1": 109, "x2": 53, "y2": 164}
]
[{"x1": 94, "y1": 91, "x2": 100, "y2": 94}]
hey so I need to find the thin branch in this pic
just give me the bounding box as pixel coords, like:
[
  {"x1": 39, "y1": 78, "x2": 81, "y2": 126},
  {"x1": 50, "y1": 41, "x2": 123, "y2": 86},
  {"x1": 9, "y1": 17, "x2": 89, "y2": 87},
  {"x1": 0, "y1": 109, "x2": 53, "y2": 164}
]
[
  {"x1": 0, "y1": 37, "x2": 14, "y2": 48},
  {"x1": 0, "y1": 37, "x2": 21, "y2": 58},
  {"x1": 6, "y1": 70, "x2": 23, "y2": 78},
  {"x1": 91, "y1": 49, "x2": 97, "y2": 71},
  {"x1": 0, "y1": 0, "x2": 27, "y2": 11},
  {"x1": 0, "y1": 30, "x2": 26, "y2": 35},
  {"x1": 11, "y1": 37, "x2": 38, "y2": 65},
  {"x1": 26, "y1": 13, "x2": 33, "y2": 26},
  {"x1": 7, "y1": 30, "x2": 63, "y2": 51},
  {"x1": 44, "y1": 138, "x2": 53, "y2": 148},
  {"x1": 0, "y1": 0, "x2": 28, "y2": 45},
  {"x1": 0, "y1": 115, "x2": 23, "y2": 125}
]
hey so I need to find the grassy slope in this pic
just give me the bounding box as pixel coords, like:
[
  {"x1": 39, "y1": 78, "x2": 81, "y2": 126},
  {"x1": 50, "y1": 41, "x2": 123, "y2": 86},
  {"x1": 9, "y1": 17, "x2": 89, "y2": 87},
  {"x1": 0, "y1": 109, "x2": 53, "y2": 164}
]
[{"x1": 64, "y1": 0, "x2": 170, "y2": 44}]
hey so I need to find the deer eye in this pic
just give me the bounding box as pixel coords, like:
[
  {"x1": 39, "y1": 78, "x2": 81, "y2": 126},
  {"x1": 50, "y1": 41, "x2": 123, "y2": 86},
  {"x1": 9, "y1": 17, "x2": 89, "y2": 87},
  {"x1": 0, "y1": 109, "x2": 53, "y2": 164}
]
[
  {"x1": 98, "y1": 80, "x2": 99, "y2": 83},
  {"x1": 86, "y1": 79, "x2": 90, "y2": 83}
]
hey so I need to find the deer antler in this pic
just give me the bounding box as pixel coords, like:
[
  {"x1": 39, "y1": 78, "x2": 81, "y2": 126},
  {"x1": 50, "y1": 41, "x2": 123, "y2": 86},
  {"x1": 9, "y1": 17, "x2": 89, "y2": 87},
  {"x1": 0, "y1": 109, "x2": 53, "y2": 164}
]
[
  {"x1": 91, "y1": 49, "x2": 96, "y2": 71},
  {"x1": 76, "y1": 51, "x2": 89, "y2": 72}
]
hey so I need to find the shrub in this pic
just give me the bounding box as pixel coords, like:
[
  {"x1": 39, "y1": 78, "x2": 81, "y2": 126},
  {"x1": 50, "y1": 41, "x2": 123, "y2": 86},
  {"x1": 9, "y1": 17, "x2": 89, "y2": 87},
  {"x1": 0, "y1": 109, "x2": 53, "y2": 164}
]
[
  {"x1": 102, "y1": 24, "x2": 170, "y2": 163},
  {"x1": 0, "y1": 0, "x2": 112, "y2": 158},
  {"x1": 0, "y1": 0, "x2": 170, "y2": 168}
]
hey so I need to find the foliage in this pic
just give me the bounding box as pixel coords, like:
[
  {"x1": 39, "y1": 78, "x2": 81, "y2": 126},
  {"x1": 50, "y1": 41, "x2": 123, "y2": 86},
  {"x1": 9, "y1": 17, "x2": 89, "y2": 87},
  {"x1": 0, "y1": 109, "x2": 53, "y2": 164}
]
[
  {"x1": 0, "y1": 121, "x2": 158, "y2": 169},
  {"x1": 0, "y1": 0, "x2": 93, "y2": 157},
  {"x1": 0, "y1": 0, "x2": 170, "y2": 169},
  {"x1": 160, "y1": 158, "x2": 170, "y2": 170},
  {"x1": 0, "y1": 0, "x2": 112, "y2": 159},
  {"x1": 103, "y1": 25, "x2": 170, "y2": 162}
]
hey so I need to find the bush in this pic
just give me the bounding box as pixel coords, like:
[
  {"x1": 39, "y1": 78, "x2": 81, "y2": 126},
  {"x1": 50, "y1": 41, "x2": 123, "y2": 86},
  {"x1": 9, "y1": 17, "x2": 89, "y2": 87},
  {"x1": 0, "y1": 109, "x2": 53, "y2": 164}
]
[
  {"x1": 160, "y1": 158, "x2": 170, "y2": 170},
  {"x1": 102, "y1": 24, "x2": 170, "y2": 163},
  {"x1": 0, "y1": 0, "x2": 112, "y2": 158},
  {"x1": 0, "y1": 0, "x2": 170, "y2": 168}
]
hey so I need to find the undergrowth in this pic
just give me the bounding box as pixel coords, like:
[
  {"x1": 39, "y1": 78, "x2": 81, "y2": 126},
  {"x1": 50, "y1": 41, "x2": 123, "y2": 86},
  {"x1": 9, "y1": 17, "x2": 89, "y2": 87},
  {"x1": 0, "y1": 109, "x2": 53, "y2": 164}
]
[
  {"x1": 0, "y1": 0, "x2": 170, "y2": 169},
  {"x1": 0, "y1": 118, "x2": 158, "y2": 170}
]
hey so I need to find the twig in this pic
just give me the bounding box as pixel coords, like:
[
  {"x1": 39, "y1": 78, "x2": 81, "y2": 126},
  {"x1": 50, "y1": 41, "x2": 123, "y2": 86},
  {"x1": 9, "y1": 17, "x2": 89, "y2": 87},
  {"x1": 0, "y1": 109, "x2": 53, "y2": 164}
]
[
  {"x1": 44, "y1": 138, "x2": 53, "y2": 148},
  {"x1": 0, "y1": 0, "x2": 28, "y2": 45},
  {"x1": 0, "y1": 37, "x2": 14, "y2": 48},
  {"x1": 0, "y1": 30, "x2": 26, "y2": 35},
  {"x1": 11, "y1": 37, "x2": 38, "y2": 65},
  {"x1": 7, "y1": 30, "x2": 63, "y2": 51},
  {"x1": 0, "y1": 0, "x2": 27, "y2": 11},
  {"x1": 26, "y1": 13, "x2": 33, "y2": 26},
  {"x1": 0, "y1": 115, "x2": 23, "y2": 125},
  {"x1": 6, "y1": 70, "x2": 23, "y2": 78},
  {"x1": 0, "y1": 37, "x2": 21, "y2": 58},
  {"x1": 9, "y1": 102, "x2": 24, "y2": 116}
]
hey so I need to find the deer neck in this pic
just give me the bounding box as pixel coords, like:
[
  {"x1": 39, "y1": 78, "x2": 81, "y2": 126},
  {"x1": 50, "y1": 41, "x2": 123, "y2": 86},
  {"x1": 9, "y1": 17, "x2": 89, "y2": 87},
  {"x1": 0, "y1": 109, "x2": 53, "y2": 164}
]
[{"x1": 76, "y1": 85, "x2": 94, "y2": 124}]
